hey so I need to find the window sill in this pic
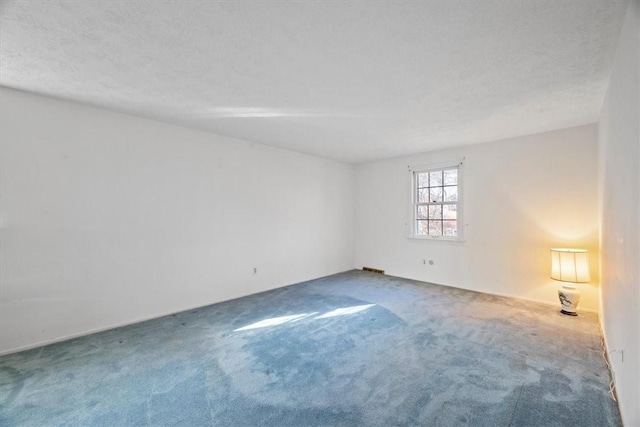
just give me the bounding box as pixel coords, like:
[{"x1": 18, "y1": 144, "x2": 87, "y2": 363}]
[{"x1": 407, "y1": 235, "x2": 465, "y2": 244}]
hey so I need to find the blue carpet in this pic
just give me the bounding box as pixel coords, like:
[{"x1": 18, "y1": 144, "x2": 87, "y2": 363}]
[{"x1": 0, "y1": 271, "x2": 621, "y2": 426}]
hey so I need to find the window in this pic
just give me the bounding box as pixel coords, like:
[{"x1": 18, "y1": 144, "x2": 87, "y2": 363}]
[{"x1": 411, "y1": 164, "x2": 461, "y2": 239}]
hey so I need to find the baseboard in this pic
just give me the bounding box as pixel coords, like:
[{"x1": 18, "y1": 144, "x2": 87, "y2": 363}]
[
  {"x1": 0, "y1": 299, "x2": 220, "y2": 356},
  {"x1": 0, "y1": 269, "x2": 353, "y2": 356},
  {"x1": 598, "y1": 314, "x2": 621, "y2": 401},
  {"x1": 379, "y1": 271, "x2": 599, "y2": 313},
  {"x1": 476, "y1": 287, "x2": 599, "y2": 314}
]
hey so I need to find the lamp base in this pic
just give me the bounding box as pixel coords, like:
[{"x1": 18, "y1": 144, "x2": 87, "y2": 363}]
[
  {"x1": 561, "y1": 310, "x2": 578, "y2": 316},
  {"x1": 558, "y1": 284, "x2": 580, "y2": 317}
]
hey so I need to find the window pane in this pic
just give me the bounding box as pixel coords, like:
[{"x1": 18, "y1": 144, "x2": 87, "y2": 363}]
[
  {"x1": 429, "y1": 205, "x2": 442, "y2": 220},
  {"x1": 443, "y1": 220, "x2": 457, "y2": 236},
  {"x1": 444, "y1": 186, "x2": 458, "y2": 202},
  {"x1": 429, "y1": 220, "x2": 443, "y2": 236},
  {"x1": 413, "y1": 166, "x2": 460, "y2": 239},
  {"x1": 417, "y1": 220, "x2": 429, "y2": 235},
  {"x1": 417, "y1": 173, "x2": 429, "y2": 188},
  {"x1": 417, "y1": 206, "x2": 428, "y2": 219},
  {"x1": 429, "y1": 171, "x2": 443, "y2": 186},
  {"x1": 443, "y1": 204, "x2": 457, "y2": 220},
  {"x1": 443, "y1": 169, "x2": 457, "y2": 185},
  {"x1": 429, "y1": 187, "x2": 442, "y2": 202}
]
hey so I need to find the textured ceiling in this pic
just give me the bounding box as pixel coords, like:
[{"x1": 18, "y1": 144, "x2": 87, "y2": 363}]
[{"x1": 0, "y1": 0, "x2": 629, "y2": 163}]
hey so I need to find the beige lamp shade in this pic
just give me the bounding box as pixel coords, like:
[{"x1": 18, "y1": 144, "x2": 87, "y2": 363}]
[{"x1": 550, "y1": 248, "x2": 590, "y2": 283}]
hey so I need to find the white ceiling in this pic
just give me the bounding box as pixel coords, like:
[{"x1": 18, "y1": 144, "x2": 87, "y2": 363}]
[{"x1": 0, "y1": 0, "x2": 629, "y2": 163}]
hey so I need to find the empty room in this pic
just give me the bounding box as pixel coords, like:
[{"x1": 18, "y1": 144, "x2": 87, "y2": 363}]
[{"x1": 0, "y1": 1, "x2": 638, "y2": 426}]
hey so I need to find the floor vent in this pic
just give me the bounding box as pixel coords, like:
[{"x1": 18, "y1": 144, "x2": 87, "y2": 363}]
[{"x1": 363, "y1": 267, "x2": 385, "y2": 274}]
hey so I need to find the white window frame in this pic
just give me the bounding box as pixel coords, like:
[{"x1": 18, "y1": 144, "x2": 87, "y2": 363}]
[{"x1": 408, "y1": 160, "x2": 464, "y2": 241}]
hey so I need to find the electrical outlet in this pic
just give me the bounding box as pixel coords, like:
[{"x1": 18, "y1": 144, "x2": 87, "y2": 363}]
[{"x1": 253, "y1": 267, "x2": 257, "y2": 274}]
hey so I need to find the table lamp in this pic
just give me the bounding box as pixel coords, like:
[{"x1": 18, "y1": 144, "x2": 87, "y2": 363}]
[{"x1": 550, "y1": 248, "x2": 590, "y2": 316}]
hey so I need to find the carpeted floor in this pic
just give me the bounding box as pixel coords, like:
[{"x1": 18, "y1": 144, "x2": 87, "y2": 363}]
[{"x1": 0, "y1": 270, "x2": 621, "y2": 426}]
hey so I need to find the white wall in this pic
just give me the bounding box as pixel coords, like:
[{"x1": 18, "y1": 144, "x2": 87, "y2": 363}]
[
  {"x1": 598, "y1": 0, "x2": 640, "y2": 425},
  {"x1": 0, "y1": 87, "x2": 355, "y2": 354},
  {"x1": 355, "y1": 125, "x2": 600, "y2": 310}
]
